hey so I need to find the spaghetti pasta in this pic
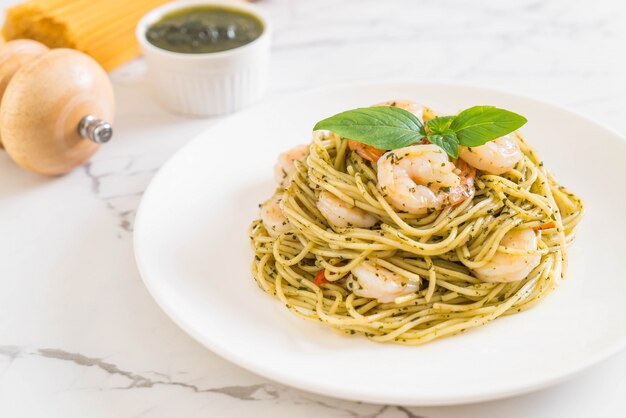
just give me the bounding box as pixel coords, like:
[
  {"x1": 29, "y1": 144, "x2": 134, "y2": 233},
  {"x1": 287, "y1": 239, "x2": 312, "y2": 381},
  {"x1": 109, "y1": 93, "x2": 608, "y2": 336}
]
[
  {"x1": 2, "y1": 0, "x2": 171, "y2": 71},
  {"x1": 249, "y1": 102, "x2": 583, "y2": 346}
]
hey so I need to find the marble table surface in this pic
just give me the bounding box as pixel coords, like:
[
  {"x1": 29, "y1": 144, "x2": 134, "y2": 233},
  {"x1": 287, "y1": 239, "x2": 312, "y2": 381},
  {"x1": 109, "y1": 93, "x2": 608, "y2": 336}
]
[{"x1": 1, "y1": 0, "x2": 625, "y2": 416}]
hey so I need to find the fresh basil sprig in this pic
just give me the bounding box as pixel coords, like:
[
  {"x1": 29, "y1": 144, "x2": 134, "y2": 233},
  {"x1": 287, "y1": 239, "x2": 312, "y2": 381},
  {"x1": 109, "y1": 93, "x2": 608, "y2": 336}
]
[
  {"x1": 314, "y1": 105, "x2": 527, "y2": 158},
  {"x1": 448, "y1": 106, "x2": 528, "y2": 146},
  {"x1": 312, "y1": 106, "x2": 425, "y2": 150}
]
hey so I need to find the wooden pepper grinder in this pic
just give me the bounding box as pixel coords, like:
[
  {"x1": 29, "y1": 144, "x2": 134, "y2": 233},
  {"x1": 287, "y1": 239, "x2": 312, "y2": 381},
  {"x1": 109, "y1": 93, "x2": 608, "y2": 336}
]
[{"x1": 0, "y1": 39, "x2": 114, "y2": 175}]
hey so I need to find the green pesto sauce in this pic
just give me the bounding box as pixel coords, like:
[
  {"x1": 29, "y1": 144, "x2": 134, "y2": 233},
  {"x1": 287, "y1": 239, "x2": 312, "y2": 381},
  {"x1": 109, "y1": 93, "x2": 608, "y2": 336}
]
[{"x1": 146, "y1": 6, "x2": 264, "y2": 54}]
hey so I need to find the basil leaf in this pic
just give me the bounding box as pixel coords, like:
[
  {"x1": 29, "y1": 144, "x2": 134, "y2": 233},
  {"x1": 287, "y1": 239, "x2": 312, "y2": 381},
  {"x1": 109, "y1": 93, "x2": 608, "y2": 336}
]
[
  {"x1": 450, "y1": 106, "x2": 527, "y2": 147},
  {"x1": 427, "y1": 116, "x2": 455, "y2": 134},
  {"x1": 427, "y1": 130, "x2": 459, "y2": 158},
  {"x1": 313, "y1": 107, "x2": 424, "y2": 150}
]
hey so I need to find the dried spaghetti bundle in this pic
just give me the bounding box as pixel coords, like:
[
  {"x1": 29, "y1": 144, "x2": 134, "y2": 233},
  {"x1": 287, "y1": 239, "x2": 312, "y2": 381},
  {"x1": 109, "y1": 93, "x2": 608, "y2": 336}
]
[{"x1": 2, "y1": 0, "x2": 170, "y2": 71}]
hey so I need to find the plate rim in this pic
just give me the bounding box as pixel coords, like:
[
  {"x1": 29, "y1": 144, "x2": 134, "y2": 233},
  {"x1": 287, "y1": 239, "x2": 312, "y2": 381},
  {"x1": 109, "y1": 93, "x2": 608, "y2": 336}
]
[{"x1": 134, "y1": 79, "x2": 626, "y2": 406}]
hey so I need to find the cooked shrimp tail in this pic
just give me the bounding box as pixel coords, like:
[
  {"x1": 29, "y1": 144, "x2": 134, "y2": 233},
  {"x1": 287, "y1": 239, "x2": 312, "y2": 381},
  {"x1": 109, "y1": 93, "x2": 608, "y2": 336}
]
[
  {"x1": 377, "y1": 144, "x2": 475, "y2": 215},
  {"x1": 350, "y1": 261, "x2": 419, "y2": 303},
  {"x1": 316, "y1": 190, "x2": 377, "y2": 228}
]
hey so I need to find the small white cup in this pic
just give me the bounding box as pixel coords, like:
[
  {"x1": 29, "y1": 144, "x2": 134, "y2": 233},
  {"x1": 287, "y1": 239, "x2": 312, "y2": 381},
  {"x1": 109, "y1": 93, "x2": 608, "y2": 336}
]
[{"x1": 136, "y1": 0, "x2": 271, "y2": 116}]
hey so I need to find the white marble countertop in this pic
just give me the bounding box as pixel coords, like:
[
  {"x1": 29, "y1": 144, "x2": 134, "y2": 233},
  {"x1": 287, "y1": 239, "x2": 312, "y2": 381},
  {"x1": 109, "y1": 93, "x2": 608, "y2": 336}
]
[{"x1": 1, "y1": 0, "x2": 626, "y2": 416}]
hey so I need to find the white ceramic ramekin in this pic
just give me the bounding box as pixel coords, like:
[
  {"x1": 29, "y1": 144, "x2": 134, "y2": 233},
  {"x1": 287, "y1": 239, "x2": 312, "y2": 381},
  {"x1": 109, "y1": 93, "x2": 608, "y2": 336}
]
[{"x1": 136, "y1": 0, "x2": 271, "y2": 116}]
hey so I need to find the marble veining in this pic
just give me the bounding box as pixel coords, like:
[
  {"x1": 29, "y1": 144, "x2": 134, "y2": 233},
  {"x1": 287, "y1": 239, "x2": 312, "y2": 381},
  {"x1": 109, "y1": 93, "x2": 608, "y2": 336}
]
[
  {"x1": 0, "y1": 345, "x2": 428, "y2": 418},
  {"x1": 2, "y1": 346, "x2": 280, "y2": 398},
  {"x1": 1, "y1": 0, "x2": 625, "y2": 417}
]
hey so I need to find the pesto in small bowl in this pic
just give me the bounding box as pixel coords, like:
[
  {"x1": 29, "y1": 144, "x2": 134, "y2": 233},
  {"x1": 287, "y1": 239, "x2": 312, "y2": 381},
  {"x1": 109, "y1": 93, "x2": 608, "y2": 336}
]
[{"x1": 146, "y1": 5, "x2": 264, "y2": 54}]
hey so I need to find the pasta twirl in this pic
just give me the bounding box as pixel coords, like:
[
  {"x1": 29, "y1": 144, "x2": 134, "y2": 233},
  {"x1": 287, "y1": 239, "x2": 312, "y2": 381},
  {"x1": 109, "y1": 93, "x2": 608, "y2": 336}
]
[{"x1": 249, "y1": 103, "x2": 583, "y2": 346}]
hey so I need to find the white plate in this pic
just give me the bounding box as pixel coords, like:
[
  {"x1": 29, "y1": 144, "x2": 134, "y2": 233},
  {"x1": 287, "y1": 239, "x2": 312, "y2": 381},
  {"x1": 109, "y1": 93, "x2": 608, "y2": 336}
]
[{"x1": 134, "y1": 81, "x2": 626, "y2": 406}]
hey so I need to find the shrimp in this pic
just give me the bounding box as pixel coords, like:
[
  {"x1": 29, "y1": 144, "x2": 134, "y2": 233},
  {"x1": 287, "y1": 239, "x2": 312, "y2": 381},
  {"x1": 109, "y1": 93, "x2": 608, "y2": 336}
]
[
  {"x1": 377, "y1": 144, "x2": 475, "y2": 215},
  {"x1": 458, "y1": 133, "x2": 522, "y2": 175},
  {"x1": 260, "y1": 193, "x2": 291, "y2": 238},
  {"x1": 348, "y1": 100, "x2": 435, "y2": 163},
  {"x1": 472, "y1": 229, "x2": 542, "y2": 282},
  {"x1": 348, "y1": 140, "x2": 387, "y2": 163},
  {"x1": 274, "y1": 144, "x2": 308, "y2": 187},
  {"x1": 350, "y1": 261, "x2": 420, "y2": 303},
  {"x1": 316, "y1": 190, "x2": 377, "y2": 228},
  {"x1": 452, "y1": 158, "x2": 476, "y2": 204},
  {"x1": 375, "y1": 99, "x2": 435, "y2": 121}
]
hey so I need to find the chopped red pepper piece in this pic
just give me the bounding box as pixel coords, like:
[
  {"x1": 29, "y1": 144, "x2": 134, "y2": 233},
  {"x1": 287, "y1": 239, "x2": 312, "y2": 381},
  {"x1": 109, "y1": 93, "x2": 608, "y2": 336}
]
[
  {"x1": 534, "y1": 221, "x2": 556, "y2": 231},
  {"x1": 314, "y1": 270, "x2": 328, "y2": 286}
]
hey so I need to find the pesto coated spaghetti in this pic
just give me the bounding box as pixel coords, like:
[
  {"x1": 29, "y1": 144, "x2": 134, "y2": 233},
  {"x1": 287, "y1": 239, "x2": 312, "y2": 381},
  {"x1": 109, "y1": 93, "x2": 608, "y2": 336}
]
[{"x1": 249, "y1": 101, "x2": 583, "y2": 345}]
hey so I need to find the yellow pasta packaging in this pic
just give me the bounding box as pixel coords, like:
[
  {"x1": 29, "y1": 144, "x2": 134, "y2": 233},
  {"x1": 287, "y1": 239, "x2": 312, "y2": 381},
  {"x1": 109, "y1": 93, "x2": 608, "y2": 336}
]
[{"x1": 2, "y1": 0, "x2": 171, "y2": 71}]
